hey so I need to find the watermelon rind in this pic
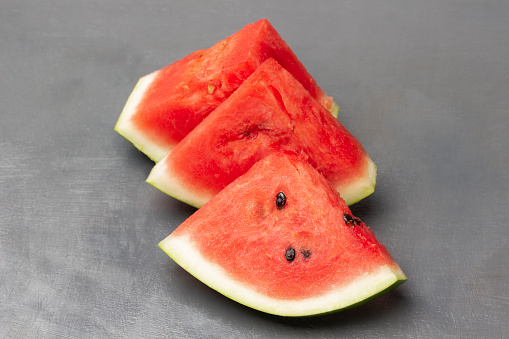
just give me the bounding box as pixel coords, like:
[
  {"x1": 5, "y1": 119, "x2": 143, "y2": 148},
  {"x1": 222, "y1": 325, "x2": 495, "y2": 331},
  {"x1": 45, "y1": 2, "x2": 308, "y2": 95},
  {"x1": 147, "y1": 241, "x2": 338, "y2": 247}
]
[
  {"x1": 334, "y1": 156, "x2": 377, "y2": 206},
  {"x1": 116, "y1": 80, "x2": 340, "y2": 164},
  {"x1": 146, "y1": 150, "x2": 211, "y2": 208},
  {"x1": 115, "y1": 73, "x2": 339, "y2": 163},
  {"x1": 146, "y1": 152, "x2": 376, "y2": 208},
  {"x1": 159, "y1": 234, "x2": 407, "y2": 317},
  {"x1": 114, "y1": 71, "x2": 172, "y2": 162}
]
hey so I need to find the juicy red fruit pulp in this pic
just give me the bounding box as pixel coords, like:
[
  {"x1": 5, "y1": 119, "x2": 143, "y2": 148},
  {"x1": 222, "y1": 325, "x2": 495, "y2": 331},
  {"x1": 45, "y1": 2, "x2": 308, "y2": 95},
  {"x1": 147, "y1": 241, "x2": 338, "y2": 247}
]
[
  {"x1": 171, "y1": 153, "x2": 395, "y2": 300},
  {"x1": 164, "y1": 58, "x2": 367, "y2": 199},
  {"x1": 131, "y1": 19, "x2": 333, "y2": 150}
]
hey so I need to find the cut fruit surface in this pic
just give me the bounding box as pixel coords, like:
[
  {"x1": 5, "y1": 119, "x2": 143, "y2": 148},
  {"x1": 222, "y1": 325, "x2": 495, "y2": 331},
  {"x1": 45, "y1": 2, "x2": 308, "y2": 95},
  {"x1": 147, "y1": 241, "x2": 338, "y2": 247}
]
[
  {"x1": 159, "y1": 152, "x2": 406, "y2": 317},
  {"x1": 147, "y1": 58, "x2": 376, "y2": 208},
  {"x1": 115, "y1": 19, "x2": 337, "y2": 162}
]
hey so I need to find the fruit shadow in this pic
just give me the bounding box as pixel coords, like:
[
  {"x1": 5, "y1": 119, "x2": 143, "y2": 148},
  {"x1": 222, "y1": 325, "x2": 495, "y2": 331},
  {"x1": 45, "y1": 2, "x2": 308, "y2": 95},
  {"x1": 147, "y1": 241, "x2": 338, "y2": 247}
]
[
  {"x1": 125, "y1": 143, "x2": 155, "y2": 172},
  {"x1": 166, "y1": 261, "x2": 411, "y2": 331},
  {"x1": 151, "y1": 191, "x2": 198, "y2": 228},
  {"x1": 347, "y1": 193, "x2": 380, "y2": 226},
  {"x1": 258, "y1": 288, "x2": 411, "y2": 329},
  {"x1": 122, "y1": 144, "x2": 199, "y2": 225}
]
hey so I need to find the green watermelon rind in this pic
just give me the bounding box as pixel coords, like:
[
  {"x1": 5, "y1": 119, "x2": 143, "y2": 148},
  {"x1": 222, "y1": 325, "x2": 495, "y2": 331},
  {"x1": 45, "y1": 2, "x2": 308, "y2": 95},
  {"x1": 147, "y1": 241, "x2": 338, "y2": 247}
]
[
  {"x1": 159, "y1": 234, "x2": 407, "y2": 317},
  {"x1": 329, "y1": 101, "x2": 340, "y2": 119},
  {"x1": 115, "y1": 71, "x2": 172, "y2": 162},
  {"x1": 146, "y1": 153, "x2": 377, "y2": 208},
  {"x1": 332, "y1": 156, "x2": 377, "y2": 206}
]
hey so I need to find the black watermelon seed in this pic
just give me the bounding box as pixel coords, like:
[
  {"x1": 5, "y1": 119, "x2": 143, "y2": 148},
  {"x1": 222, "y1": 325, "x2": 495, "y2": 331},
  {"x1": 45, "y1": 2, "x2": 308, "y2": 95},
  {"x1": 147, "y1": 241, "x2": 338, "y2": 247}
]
[
  {"x1": 301, "y1": 249, "x2": 311, "y2": 259},
  {"x1": 354, "y1": 216, "x2": 362, "y2": 225},
  {"x1": 276, "y1": 191, "x2": 286, "y2": 210},
  {"x1": 344, "y1": 213, "x2": 355, "y2": 227},
  {"x1": 285, "y1": 247, "x2": 295, "y2": 262}
]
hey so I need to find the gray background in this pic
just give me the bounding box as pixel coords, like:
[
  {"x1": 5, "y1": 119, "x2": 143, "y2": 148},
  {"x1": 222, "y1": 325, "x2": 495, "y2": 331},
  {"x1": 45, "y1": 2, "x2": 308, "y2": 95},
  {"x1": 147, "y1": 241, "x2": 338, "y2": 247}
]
[{"x1": 1, "y1": 0, "x2": 508, "y2": 338}]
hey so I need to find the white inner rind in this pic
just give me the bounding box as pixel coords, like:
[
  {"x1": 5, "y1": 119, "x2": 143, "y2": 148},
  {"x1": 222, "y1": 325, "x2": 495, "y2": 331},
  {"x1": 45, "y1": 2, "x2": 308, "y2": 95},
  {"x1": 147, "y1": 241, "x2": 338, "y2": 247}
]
[
  {"x1": 148, "y1": 153, "x2": 377, "y2": 209},
  {"x1": 114, "y1": 71, "x2": 172, "y2": 162},
  {"x1": 146, "y1": 154, "x2": 211, "y2": 208},
  {"x1": 115, "y1": 73, "x2": 338, "y2": 163},
  {"x1": 160, "y1": 233, "x2": 407, "y2": 317},
  {"x1": 336, "y1": 156, "x2": 377, "y2": 206}
]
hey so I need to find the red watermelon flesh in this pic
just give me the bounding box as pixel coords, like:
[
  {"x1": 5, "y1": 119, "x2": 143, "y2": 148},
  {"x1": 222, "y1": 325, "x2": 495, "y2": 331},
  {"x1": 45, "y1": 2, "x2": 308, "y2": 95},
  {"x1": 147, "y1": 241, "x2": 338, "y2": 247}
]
[
  {"x1": 115, "y1": 19, "x2": 337, "y2": 162},
  {"x1": 147, "y1": 58, "x2": 376, "y2": 208},
  {"x1": 159, "y1": 152, "x2": 406, "y2": 317}
]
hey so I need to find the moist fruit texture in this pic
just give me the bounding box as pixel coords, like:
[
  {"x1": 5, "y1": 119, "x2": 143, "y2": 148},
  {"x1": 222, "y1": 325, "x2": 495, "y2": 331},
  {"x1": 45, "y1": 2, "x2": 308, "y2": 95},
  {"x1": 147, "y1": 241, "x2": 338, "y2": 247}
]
[
  {"x1": 115, "y1": 19, "x2": 338, "y2": 162},
  {"x1": 159, "y1": 152, "x2": 406, "y2": 317},
  {"x1": 147, "y1": 58, "x2": 376, "y2": 208}
]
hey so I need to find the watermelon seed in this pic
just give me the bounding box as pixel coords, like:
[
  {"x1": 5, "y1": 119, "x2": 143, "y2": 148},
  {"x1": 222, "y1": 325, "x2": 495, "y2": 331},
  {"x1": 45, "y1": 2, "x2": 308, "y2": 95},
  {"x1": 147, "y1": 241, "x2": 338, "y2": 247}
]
[
  {"x1": 301, "y1": 249, "x2": 311, "y2": 259},
  {"x1": 285, "y1": 247, "x2": 295, "y2": 262},
  {"x1": 276, "y1": 192, "x2": 286, "y2": 210},
  {"x1": 354, "y1": 217, "x2": 362, "y2": 225},
  {"x1": 343, "y1": 213, "x2": 355, "y2": 227}
]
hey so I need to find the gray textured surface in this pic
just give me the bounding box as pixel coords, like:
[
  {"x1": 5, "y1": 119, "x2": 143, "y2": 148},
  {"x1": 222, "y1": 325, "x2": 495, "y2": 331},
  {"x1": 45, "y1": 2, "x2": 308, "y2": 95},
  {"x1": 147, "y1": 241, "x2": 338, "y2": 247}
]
[{"x1": 1, "y1": 0, "x2": 508, "y2": 338}]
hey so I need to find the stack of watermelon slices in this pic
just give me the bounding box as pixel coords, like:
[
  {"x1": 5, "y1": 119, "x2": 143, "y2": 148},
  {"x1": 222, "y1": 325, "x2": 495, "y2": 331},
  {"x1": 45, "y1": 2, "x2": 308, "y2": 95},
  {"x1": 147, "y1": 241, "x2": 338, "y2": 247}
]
[{"x1": 116, "y1": 19, "x2": 406, "y2": 317}]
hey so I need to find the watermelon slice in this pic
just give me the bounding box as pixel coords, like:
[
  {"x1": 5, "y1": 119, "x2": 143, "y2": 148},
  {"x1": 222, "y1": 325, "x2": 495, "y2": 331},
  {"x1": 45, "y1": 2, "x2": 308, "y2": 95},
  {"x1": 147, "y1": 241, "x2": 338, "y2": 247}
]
[
  {"x1": 147, "y1": 58, "x2": 376, "y2": 208},
  {"x1": 159, "y1": 152, "x2": 406, "y2": 317},
  {"x1": 115, "y1": 19, "x2": 338, "y2": 162}
]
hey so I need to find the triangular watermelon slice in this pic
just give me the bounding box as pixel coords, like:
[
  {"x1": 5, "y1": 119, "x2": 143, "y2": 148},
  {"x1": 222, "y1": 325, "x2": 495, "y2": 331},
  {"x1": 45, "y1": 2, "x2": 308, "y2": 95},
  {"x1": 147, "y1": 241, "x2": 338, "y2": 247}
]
[
  {"x1": 115, "y1": 19, "x2": 338, "y2": 162},
  {"x1": 159, "y1": 152, "x2": 406, "y2": 317},
  {"x1": 147, "y1": 58, "x2": 376, "y2": 208}
]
